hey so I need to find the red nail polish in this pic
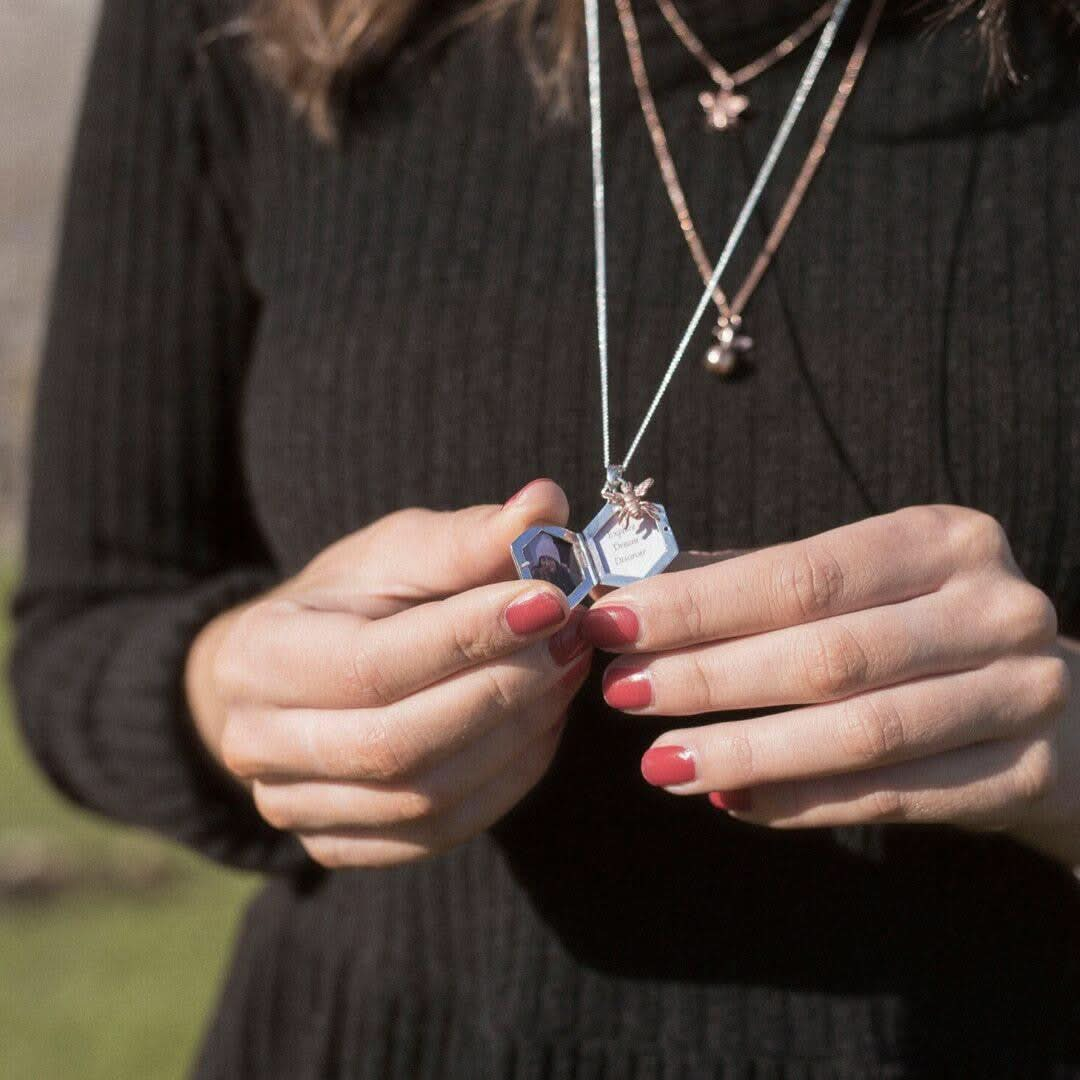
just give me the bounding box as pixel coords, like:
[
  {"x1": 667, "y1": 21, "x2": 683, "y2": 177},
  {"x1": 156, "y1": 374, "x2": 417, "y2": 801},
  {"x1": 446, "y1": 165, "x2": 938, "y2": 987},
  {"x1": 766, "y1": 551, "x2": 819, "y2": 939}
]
[
  {"x1": 503, "y1": 478, "x2": 551, "y2": 508},
  {"x1": 506, "y1": 591, "x2": 564, "y2": 635},
  {"x1": 603, "y1": 664, "x2": 652, "y2": 709},
  {"x1": 558, "y1": 651, "x2": 593, "y2": 689},
  {"x1": 549, "y1": 611, "x2": 587, "y2": 666},
  {"x1": 709, "y1": 790, "x2": 753, "y2": 812},
  {"x1": 641, "y1": 745, "x2": 696, "y2": 787},
  {"x1": 581, "y1": 605, "x2": 640, "y2": 649}
]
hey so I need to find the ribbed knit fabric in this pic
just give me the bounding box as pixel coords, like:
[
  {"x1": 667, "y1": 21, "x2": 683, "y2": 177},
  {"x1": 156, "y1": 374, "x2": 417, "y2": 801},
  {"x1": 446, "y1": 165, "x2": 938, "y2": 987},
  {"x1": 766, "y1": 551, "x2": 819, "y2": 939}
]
[{"x1": 10, "y1": 0, "x2": 1080, "y2": 1074}]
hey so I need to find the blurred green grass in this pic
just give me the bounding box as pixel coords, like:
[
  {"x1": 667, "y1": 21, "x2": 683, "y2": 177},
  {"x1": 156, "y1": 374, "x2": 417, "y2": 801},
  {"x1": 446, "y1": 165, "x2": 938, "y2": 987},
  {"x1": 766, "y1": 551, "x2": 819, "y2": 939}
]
[{"x1": 0, "y1": 569, "x2": 258, "y2": 1079}]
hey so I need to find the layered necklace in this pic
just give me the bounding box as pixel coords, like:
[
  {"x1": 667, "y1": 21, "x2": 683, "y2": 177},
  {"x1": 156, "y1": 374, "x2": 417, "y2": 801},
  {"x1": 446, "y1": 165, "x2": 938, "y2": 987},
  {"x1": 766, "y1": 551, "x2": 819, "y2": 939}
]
[
  {"x1": 654, "y1": 0, "x2": 838, "y2": 131},
  {"x1": 617, "y1": 0, "x2": 887, "y2": 375},
  {"x1": 512, "y1": 0, "x2": 868, "y2": 606}
]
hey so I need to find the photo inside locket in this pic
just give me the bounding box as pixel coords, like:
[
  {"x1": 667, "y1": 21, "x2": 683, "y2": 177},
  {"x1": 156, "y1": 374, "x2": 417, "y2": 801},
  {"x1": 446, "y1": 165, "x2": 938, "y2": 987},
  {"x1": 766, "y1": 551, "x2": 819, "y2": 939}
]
[{"x1": 522, "y1": 532, "x2": 584, "y2": 598}]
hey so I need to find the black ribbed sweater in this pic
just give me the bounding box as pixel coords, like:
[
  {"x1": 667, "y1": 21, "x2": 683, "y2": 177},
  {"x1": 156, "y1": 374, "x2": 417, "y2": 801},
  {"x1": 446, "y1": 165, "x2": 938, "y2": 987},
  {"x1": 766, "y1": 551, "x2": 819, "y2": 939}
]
[{"x1": 11, "y1": 0, "x2": 1080, "y2": 1074}]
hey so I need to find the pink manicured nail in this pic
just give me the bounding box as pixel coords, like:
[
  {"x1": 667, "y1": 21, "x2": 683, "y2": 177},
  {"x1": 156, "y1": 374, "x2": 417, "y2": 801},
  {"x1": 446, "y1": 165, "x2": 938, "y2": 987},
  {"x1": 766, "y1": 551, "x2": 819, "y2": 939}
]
[
  {"x1": 581, "y1": 605, "x2": 640, "y2": 649},
  {"x1": 641, "y1": 746, "x2": 696, "y2": 787},
  {"x1": 505, "y1": 591, "x2": 564, "y2": 635},
  {"x1": 709, "y1": 790, "x2": 753, "y2": 812},
  {"x1": 549, "y1": 611, "x2": 587, "y2": 666},
  {"x1": 503, "y1": 478, "x2": 552, "y2": 508},
  {"x1": 602, "y1": 664, "x2": 652, "y2": 709}
]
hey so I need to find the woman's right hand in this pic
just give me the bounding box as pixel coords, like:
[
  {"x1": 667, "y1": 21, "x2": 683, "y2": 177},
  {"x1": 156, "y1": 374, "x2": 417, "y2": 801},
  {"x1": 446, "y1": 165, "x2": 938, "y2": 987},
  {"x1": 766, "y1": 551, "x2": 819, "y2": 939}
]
[{"x1": 185, "y1": 480, "x2": 592, "y2": 868}]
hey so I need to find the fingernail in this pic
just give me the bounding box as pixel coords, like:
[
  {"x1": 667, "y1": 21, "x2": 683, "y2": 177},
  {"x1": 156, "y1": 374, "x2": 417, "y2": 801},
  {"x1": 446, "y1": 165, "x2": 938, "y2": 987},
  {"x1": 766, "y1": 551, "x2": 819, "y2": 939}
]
[
  {"x1": 506, "y1": 591, "x2": 564, "y2": 635},
  {"x1": 603, "y1": 664, "x2": 652, "y2": 709},
  {"x1": 558, "y1": 651, "x2": 593, "y2": 689},
  {"x1": 581, "y1": 606, "x2": 640, "y2": 649},
  {"x1": 549, "y1": 611, "x2": 587, "y2": 666},
  {"x1": 503, "y1": 478, "x2": 551, "y2": 509},
  {"x1": 709, "y1": 790, "x2": 753, "y2": 812},
  {"x1": 641, "y1": 745, "x2": 696, "y2": 787}
]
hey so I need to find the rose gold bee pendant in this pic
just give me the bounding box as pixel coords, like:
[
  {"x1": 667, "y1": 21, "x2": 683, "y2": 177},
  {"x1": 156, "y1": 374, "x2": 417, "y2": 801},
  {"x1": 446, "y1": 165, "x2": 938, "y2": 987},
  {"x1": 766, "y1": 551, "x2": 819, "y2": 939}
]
[
  {"x1": 698, "y1": 87, "x2": 751, "y2": 132},
  {"x1": 511, "y1": 470, "x2": 679, "y2": 609}
]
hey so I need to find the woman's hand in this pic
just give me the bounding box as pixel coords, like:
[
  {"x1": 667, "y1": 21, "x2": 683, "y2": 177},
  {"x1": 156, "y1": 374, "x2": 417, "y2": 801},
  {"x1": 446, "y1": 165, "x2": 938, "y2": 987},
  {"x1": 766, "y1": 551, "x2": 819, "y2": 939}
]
[
  {"x1": 581, "y1": 506, "x2": 1079, "y2": 852},
  {"x1": 185, "y1": 481, "x2": 592, "y2": 868}
]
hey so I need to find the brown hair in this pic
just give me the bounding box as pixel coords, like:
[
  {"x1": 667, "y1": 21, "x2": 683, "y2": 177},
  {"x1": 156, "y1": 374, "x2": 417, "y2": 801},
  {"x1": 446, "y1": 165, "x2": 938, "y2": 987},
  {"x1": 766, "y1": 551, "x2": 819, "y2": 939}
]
[{"x1": 245, "y1": 0, "x2": 1079, "y2": 139}]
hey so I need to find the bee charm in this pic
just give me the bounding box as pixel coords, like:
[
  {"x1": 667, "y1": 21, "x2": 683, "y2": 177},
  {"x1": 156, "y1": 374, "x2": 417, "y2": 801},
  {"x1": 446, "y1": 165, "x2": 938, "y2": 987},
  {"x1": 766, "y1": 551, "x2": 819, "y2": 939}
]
[
  {"x1": 602, "y1": 477, "x2": 664, "y2": 531},
  {"x1": 511, "y1": 476, "x2": 679, "y2": 606},
  {"x1": 698, "y1": 88, "x2": 751, "y2": 132}
]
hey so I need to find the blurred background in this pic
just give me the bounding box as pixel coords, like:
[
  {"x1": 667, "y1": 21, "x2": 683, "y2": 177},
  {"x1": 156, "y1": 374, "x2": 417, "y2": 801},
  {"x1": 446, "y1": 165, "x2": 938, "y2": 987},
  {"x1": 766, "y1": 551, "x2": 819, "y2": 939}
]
[{"x1": 1, "y1": 4, "x2": 257, "y2": 1076}]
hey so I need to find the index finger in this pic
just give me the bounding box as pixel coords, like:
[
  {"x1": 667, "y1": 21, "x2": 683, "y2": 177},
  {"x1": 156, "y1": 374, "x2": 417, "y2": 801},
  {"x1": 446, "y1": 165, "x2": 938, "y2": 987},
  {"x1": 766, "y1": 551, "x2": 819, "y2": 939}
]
[
  {"x1": 581, "y1": 506, "x2": 957, "y2": 653},
  {"x1": 224, "y1": 580, "x2": 572, "y2": 708}
]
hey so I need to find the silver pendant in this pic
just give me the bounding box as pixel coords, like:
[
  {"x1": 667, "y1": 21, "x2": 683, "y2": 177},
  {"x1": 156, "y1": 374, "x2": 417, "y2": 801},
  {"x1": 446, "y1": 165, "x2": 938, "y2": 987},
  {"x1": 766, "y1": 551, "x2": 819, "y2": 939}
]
[
  {"x1": 698, "y1": 87, "x2": 750, "y2": 132},
  {"x1": 511, "y1": 477, "x2": 679, "y2": 608},
  {"x1": 703, "y1": 315, "x2": 753, "y2": 377}
]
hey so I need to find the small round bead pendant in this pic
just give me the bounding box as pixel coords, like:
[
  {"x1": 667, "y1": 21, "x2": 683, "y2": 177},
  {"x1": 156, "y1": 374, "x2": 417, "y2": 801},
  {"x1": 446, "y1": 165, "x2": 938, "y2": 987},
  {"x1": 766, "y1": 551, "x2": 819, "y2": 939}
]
[
  {"x1": 704, "y1": 342, "x2": 739, "y2": 376},
  {"x1": 703, "y1": 316, "x2": 753, "y2": 377}
]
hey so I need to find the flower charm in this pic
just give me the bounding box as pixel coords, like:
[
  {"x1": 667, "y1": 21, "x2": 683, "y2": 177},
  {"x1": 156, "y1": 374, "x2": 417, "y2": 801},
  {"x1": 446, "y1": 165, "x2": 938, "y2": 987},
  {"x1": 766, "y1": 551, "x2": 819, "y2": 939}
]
[
  {"x1": 603, "y1": 477, "x2": 664, "y2": 531},
  {"x1": 703, "y1": 316, "x2": 754, "y2": 377},
  {"x1": 698, "y1": 88, "x2": 750, "y2": 131}
]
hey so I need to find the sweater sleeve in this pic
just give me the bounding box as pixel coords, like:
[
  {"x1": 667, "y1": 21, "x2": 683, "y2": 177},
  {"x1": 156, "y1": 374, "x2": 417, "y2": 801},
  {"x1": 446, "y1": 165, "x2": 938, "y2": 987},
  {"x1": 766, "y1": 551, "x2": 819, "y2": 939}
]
[{"x1": 9, "y1": 0, "x2": 309, "y2": 874}]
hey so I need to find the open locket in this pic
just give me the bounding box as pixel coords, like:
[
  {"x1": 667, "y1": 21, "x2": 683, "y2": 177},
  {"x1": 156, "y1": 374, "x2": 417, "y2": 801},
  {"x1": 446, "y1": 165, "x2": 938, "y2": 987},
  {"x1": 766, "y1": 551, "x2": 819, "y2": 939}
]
[{"x1": 511, "y1": 502, "x2": 679, "y2": 609}]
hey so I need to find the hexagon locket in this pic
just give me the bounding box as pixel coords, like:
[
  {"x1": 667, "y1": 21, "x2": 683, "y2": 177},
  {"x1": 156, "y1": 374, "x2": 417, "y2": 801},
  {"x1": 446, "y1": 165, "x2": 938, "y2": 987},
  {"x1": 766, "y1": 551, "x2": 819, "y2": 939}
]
[{"x1": 511, "y1": 502, "x2": 679, "y2": 608}]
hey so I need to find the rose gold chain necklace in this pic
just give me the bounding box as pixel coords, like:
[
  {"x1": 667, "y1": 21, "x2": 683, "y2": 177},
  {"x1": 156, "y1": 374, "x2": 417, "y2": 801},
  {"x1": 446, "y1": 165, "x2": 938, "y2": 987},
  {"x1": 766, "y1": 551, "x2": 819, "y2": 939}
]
[
  {"x1": 654, "y1": 0, "x2": 838, "y2": 130},
  {"x1": 616, "y1": 0, "x2": 886, "y2": 375}
]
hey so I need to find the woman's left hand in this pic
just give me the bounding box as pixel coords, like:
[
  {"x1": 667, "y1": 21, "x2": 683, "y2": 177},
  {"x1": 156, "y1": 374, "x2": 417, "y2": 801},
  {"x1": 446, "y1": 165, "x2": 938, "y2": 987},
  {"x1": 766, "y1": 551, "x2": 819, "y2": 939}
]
[{"x1": 580, "y1": 505, "x2": 1079, "y2": 844}]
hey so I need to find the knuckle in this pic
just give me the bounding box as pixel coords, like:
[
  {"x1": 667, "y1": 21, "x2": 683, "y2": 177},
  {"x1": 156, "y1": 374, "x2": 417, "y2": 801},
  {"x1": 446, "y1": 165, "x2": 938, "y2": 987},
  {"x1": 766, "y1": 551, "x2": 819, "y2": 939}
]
[
  {"x1": 373, "y1": 508, "x2": 430, "y2": 546},
  {"x1": 673, "y1": 583, "x2": 709, "y2": 641},
  {"x1": 299, "y1": 835, "x2": 340, "y2": 868},
  {"x1": 213, "y1": 601, "x2": 291, "y2": 701},
  {"x1": 1001, "y1": 585, "x2": 1059, "y2": 648},
  {"x1": 452, "y1": 615, "x2": 504, "y2": 668},
  {"x1": 344, "y1": 644, "x2": 396, "y2": 708},
  {"x1": 801, "y1": 624, "x2": 871, "y2": 700},
  {"x1": 212, "y1": 618, "x2": 260, "y2": 700},
  {"x1": 1026, "y1": 656, "x2": 1072, "y2": 721},
  {"x1": 866, "y1": 785, "x2": 906, "y2": 823},
  {"x1": 683, "y1": 650, "x2": 720, "y2": 710},
  {"x1": 251, "y1": 783, "x2": 291, "y2": 830},
  {"x1": 900, "y1": 504, "x2": 953, "y2": 547},
  {"x1": 210, "y1": 643, "x2": 246, "y2": 701},
  {"x1": 836, "y1": 694, "x2": 907, "y2": 766},
  {"x1": 783, "y1": 545, "x2": 846, "y2": 623},
  {"x1": 393, "y1": 788, "x2": 440, "y2": 823},
  {"x1": 949, "y1": 508, "x2": 1010, "y2": 566},
  {"x1": 441, "y1": 512, "x2": 483, "y2": 582},
  {"x1": 478, "y1": 664, "x2": 519, "y2": 715},
  {"x1": 349, "y1": 713, "x2": 414, "y2": 781},
  {"x1": 1012, "y1": 738, "x2": 1058, "y2": 805},
  {"x1": 219, "y1": 714, "x2": 256, "y2": 778},
  {"x1": 720, "y1": 729, "x2": 756, "y2": 785},
  {"x1": 386, "y1": 507, "x2": 427, "y2": 530},
  {"x1": 301, "y1": 835, "x2": 355, "y2": 869}
]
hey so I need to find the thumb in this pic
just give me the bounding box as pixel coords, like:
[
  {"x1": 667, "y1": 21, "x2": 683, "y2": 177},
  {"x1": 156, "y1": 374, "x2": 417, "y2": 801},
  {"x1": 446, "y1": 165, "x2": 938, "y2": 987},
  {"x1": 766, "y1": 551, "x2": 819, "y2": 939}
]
[{"x1": 357, "y1": 479, "x2": 571, "y2": 600}]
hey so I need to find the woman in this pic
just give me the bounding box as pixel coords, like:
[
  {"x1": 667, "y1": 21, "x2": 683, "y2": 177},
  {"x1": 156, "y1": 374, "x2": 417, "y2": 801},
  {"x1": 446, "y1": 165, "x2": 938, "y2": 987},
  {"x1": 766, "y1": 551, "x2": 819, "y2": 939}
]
[{"x1": 12, "y1": 0, "x2": 1080, "y2": 1074}]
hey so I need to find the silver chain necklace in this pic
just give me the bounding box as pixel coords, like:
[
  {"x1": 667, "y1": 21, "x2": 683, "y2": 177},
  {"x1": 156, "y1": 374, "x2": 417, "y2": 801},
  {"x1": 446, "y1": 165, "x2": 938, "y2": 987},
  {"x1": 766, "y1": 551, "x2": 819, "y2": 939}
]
[{"x1": 512, "y1": 0, "x2": 854, "y2": 608}]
